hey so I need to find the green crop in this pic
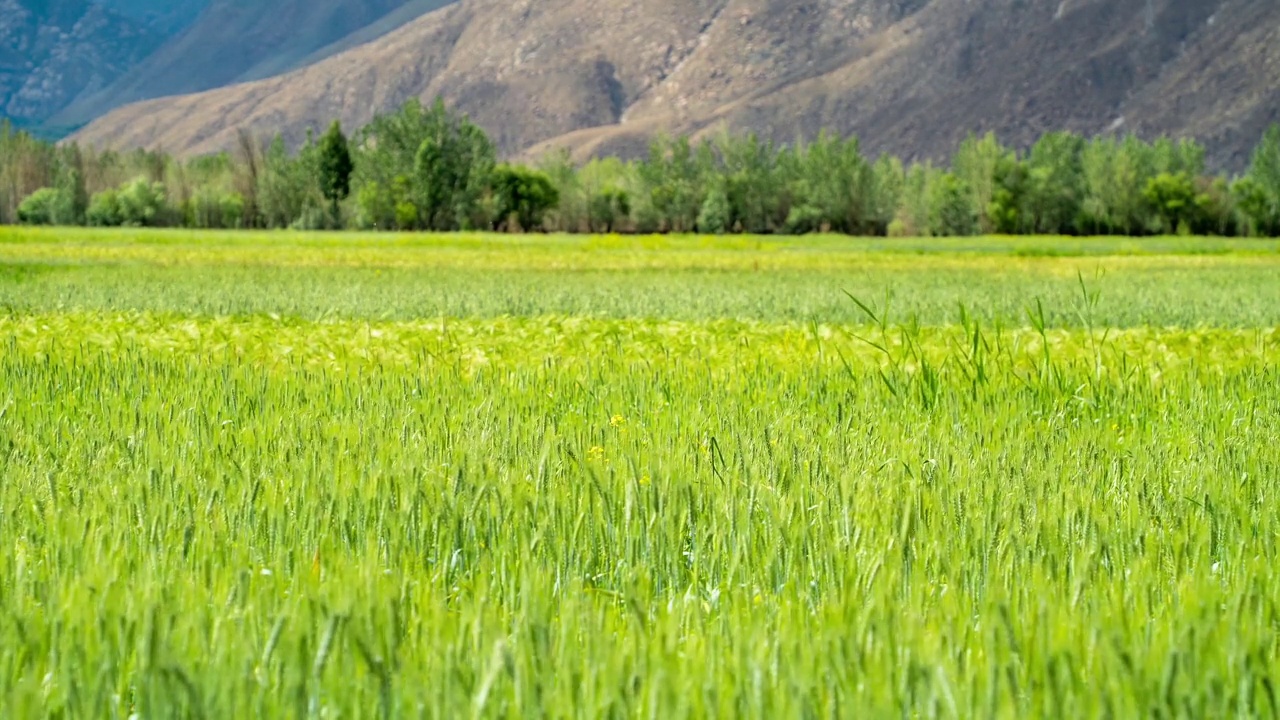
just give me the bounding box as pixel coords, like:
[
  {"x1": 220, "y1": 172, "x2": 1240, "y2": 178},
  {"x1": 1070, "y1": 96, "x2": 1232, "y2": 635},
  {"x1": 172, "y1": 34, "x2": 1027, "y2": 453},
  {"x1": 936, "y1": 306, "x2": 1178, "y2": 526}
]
[
  {"x1": 3, "y1": 228, "x2": 1280, "y2": 327},
  {"x1": 0, "y1": 229, "x2": 1278, "y2": 718}
]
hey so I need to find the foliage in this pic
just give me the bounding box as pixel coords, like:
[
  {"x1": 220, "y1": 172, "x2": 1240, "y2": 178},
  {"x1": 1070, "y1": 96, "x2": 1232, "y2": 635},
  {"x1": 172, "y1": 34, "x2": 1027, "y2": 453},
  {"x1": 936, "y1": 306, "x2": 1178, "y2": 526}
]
[
  {"x1": 1142, "y1": 172, "x2": 1199, "y2": 235},
  {"x1": 637, "y1": 136, "x2": 706, "y2": 233},
  {"x1": 117, "y1": 178, "x2": 171, "y2": 226},
  {"x1": 4, "y1": 114, "x2": 1280, "y2": 237},
  {"x1": 896, "y1": 163, "x2": 935, "y2": 236},
  {"x1": 927, "y1": 172, "x2": 978, "y2": 236},
  {"x1": 16, "y1": 188, "x2": 74, "y2": 225},
  {"x1": 787, "y1": 132, "x2": 876, "y2": 234},
  {"x1": 1236, "y1": 126, "x2": 1280, "y2": 236},
  {"x1": 1023, "y1": 132, "x2": 1086, "y2": 234},
  {"x1": 258, "y1": 135, "x2": 323, "y2": 229},
  {"x1": 415, "y1": 114, "x2": 495, "y2": 229},
  {"x1": 86, "y1": 190, "x2": 124, "y2": 227},
  {"x1": 317, "y1": 121, "x2": 354, "y2": 223},
  {"x1": 490, "y1": 165, "x2": 559, "y2": 231},
  {"x1": 589, "y1": 187, "x2": 632, "y2": 233},
  {"x1": 952, "y1": 133, "x2": 1008, "y2": 232},
  {"x1": 187, "y1": 188, "x2": 245, "y2": 229}
]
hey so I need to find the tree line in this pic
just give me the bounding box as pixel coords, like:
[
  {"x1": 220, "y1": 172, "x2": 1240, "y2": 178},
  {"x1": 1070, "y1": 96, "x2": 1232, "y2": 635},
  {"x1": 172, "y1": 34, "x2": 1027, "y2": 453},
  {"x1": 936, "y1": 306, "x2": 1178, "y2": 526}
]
[{"x1": 3, "y1": 98, "x2": 1279, "y2": 237}]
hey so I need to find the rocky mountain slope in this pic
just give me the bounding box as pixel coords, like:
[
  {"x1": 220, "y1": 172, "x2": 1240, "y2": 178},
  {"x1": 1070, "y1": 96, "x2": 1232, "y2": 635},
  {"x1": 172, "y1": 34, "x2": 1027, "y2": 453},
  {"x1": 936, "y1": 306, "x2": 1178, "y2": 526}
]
[
  {"x1": 1, "y1": 0, "x2": 455, "y2": 132},
  {"x1": 0, "y1": 0, "x2": 159, "y2": 129},
  {"x1": 96, "y1": 0, "x2": 209, "y2": 35},
  {"x1": 72, "y1": 0, "x2": 1280, "y2": 170},
  {"x1": 52, "y1": 0, "x2": 456, "y2": 128}
]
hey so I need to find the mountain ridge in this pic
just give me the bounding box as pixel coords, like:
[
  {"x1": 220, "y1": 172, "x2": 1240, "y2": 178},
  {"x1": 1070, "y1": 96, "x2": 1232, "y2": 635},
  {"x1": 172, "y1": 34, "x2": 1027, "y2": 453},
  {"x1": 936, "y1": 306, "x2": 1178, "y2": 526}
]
[{"x1": 69, "y1": 0, "x2": 1280, "y2": 170}]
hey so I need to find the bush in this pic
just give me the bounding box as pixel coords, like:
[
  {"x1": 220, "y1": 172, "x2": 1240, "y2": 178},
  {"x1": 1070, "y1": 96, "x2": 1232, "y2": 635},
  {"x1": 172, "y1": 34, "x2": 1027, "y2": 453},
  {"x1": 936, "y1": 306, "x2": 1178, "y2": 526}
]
[
  {"x1": 117, "y1": 179, "x2": 171, "y2": 227},
  {"x1": 290, "y1": 203, "x2": 337, "y2": 231},
  {"x1": 394, "y1": 201, "x2": 419, "y2": 231},
  {"x1": 784, "y1": 204, "x2": 825, "y2": 235},
  {"x1": 1142, "y1": 172, "x2": 1199, "y2": 235},
  {"x1": 17, "y1": 188, "x2": 74, "y2": 226},
  {"x1": 354, "y1": 181, "x2": 394, "y2": 230},
  {"x1": 928, "y1": 173, "x2": 979, "y2": 237},
  {"x1": 696, "y1": 186, "x2": 730, "y2": 235},
  {"x1": 189, "y1": 189, "x2": 245, "y2": 229},
  {"x1": 886, "y1": 218, "x2": 912, "y2": 238},
  {"x1": 1233, "y1": 177, "x2": 1279, "y2": 237},
  {"x1": 589, "y1": 188, "x2": 631, "y2": 233},
  {"x1": 491, "y1": 165, "x2": 559, "y2": 232},
  {"x1": 86, "y1": 190, "x2": 124, "y2": 227}
]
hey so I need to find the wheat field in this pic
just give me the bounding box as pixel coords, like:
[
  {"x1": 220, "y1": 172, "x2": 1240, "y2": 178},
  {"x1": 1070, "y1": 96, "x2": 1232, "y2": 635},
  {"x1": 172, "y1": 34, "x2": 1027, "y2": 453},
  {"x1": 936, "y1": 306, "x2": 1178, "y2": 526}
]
[{"x1": 2, "y1": 229, "x2": 1278, "y2": 718}]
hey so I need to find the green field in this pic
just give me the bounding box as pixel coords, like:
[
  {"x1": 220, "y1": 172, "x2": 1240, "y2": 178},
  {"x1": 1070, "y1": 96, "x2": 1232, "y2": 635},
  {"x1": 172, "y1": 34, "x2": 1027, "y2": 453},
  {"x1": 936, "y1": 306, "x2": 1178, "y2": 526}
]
[{"x1": 2, "y1": 228, "x2": 1279, "y2": 718}]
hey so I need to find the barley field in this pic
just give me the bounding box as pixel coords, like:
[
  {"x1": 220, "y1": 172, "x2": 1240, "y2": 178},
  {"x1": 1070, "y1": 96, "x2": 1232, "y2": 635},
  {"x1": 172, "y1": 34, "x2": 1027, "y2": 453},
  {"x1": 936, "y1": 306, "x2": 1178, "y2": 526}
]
[{"x1": 2, "y1": 228, "x2": 1279, "y2": 718}]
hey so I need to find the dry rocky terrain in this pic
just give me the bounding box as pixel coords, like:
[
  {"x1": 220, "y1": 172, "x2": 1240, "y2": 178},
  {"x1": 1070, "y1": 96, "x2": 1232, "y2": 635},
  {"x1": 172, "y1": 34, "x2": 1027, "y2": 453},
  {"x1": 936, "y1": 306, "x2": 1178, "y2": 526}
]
[{"x1": 56, "y1": 0, "x2": 1280, "y2": 169}]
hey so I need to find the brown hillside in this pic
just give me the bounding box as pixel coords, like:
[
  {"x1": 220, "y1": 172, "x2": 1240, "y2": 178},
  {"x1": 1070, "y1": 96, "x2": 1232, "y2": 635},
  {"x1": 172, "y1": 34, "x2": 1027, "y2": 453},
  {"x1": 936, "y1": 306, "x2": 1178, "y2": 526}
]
[{"x1": 71, "y1": 0, "x2": 1280, "y2": 170}]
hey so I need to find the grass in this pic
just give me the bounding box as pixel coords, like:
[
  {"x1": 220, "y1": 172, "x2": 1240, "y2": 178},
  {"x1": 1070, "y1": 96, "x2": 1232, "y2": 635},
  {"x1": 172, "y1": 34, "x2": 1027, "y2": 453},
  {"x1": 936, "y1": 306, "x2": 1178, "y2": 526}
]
[
  {"x1": 1, "y1": 228, "x2": 1278, "y2": 717},
  {"x1": 3, "y1": 228, "x2": 1280, "y2": 327}
]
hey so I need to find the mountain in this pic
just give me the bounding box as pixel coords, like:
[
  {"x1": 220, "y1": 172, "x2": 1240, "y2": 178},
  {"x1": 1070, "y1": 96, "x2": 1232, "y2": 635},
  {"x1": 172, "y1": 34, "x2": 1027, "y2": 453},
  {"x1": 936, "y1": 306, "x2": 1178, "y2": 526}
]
[
  {"x1": 52, "y1": 0, "x2": 456, "y2": 128},
  {"x1": 95, "y1": 0, "x2": 209, "y2": 35},
  {"x1": 1, "y1": 0, "x2": 455, "y2": 133},
  {"x1": 71, "y1": 0, "x2": 1280, "y2": 170},
  {"x1": 0, "y1": 0, "x2": 160, "y2": 130}
]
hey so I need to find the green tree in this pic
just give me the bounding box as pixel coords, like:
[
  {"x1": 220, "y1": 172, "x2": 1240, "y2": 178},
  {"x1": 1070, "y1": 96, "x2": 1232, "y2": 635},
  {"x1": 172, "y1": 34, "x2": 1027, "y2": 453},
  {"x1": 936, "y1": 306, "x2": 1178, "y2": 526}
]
[
  {"x1": 988, "y1": 153, "x2": 1031, "y2": 234},
  {"x1": 894, "y1": 163, "x2": 936, "y2": 237},
  {"x1": 928, "y1": 173, "x2": 979, "y2": 237},
  {"x1": 952, "y1": 133, "x2": 1009, "y2": 233},
  {"x1": 786, "y1": 132, "x2": 874, "y2": 234},
  {"x1": 1192, "y1": 177, "x2": 1237, "y2": 237},
  {"x1": 189, "y1": 188, "x2": 245, "y2": 229},
  {"x1": 56, "y1": 145, "x2": 90, "y2": 225},
  {"x1": 411, "y1": 99, "x2": 497, "y2": 231},
  {"x1": 257, "y1": 135, "x2": 323, "y2": 229},
  {"x1": 1233, "y1": 177, "x2": 1278, "y2": 237},
  {"x1": 636, "y1": 135, "x2": 709, "y2": 233},
  {"x1": 570, "y1": 158, "x2": 632, "y2": 232},
  {"x1": 1236, "y1": 125, "x2": 1280, "y2": 236},
  {"x1": 867, "y1": 155, "x2": 905, "y2": 235},
  {"x1": 589, "y1": 188, "x2": 631, "y2": 233},
  {"x1": 117, "y1": 178, "x2": 170, "y2": 227},
  {"x1": 1024, "y1": 132, "x2": 1085, "y2": 234},
  {"x1": 718, "y1": 133, "x2": 785, "y2": 234},
  {"x1": 491, "y1": 165, "x2": 560, "y2": 231},
  {"x1": 697, "y1": 182, "x2": 731, "y2": 234},
  {"x1": 17, "y1": 188, "x2": 73, "y2": 225},
  {"x1": 1142, "y1": 172, "x2": 1199, "y2": 235},
  {"x1": 318, "y1": 121, "x2": 354, "y2": 227},
  {"x1": 86, "y1": 190, "x2": 122, "y2": 227}
]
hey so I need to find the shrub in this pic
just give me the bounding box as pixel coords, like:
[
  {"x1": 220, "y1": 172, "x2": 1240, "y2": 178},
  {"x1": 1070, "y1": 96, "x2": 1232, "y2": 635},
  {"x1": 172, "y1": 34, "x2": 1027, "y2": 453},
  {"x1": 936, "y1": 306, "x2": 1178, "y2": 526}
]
[
  {"x1": 784, "y1": 204, "x2": 825, "y2": 235},
  {"x1": 1233, "y1": 177, "x2": 1279, "y2": 237},
  {"x1": 17, "y1": 188, "x2": 74, "y2": 226},
  {"x1": 1142, "y1": 172, "x2": 1199, "y2": 235},
  {"x1": 588, "y1": 188, "x2": 631, "y2": 233},
  {"x1": 696, "y1": 186, "x2": 730, "y2": 235},
  {"x1": 86, "y1": 190, "x2": 124, "y2": 227},
  {"x1": 117, "y1": 179, "x2": 170, "y2": 227},
  {"x1": 190, "y1": 189, "x2": 245, "y2": 229},
  {"x1": 886, "y1": 218, "x2": 912, "y2": 238},
  {"x1": 491, "y1": 165, "x2": 559, "y2": 232},
  {"x1": 928, "y1": 173, "x2": 979, "y2": 237},
  {"x1": 290, "y1": 202, "x2": 337, "y2": 231}
]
